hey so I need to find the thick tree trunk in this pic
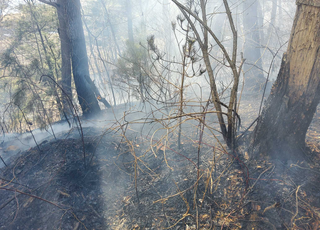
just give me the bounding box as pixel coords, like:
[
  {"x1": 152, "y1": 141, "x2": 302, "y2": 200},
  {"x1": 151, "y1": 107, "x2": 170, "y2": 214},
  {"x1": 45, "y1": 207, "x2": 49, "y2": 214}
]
[
  {"x1": 65, "y1": 0, "x2": 101, "y2": 116},
  {"x1": 252, "y1": 0, "x2": 320, "y2": 161},
  {"x1": 57, "y1": 0, "x2": 72, "y2": 117},
  {"x1": 39, "y1": 0, "x2": 111, "y2": 115}
]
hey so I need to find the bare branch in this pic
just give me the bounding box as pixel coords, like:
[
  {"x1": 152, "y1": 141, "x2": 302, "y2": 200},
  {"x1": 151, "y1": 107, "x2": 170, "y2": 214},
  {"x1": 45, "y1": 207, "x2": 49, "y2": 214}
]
[
  {"x1": 175, "y1": 4, "x2": 203, "y2": 48},
  {"x1": 38, "y1": 0, "x2": 58, "y2": 8},
  {"x1": 172, "y1": 0, "x2": 233, "y2": 68},
  {"x1": 223, "y1": 0, "x2": 237, "y2": 64}
]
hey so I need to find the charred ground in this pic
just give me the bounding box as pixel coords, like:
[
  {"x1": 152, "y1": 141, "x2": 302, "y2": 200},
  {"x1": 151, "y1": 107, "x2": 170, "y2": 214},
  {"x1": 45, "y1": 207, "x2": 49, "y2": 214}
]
[{"x1": 0, "y1": 98, "x2": 320, "y2": 229}]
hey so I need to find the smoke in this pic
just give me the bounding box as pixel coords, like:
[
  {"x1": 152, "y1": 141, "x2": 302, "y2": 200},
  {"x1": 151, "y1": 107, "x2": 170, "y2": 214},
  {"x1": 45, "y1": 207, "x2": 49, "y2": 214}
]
[{"x1": 0, "y1": 101, "x2": 169, "y2": 168}]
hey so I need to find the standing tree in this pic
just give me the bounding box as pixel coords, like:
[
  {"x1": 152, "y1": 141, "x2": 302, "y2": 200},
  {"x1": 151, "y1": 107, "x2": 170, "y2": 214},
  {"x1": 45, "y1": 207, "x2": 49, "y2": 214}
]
[
  {"x1": 252, "y1": 0, "x2": 320, "y2": 161},
  {"x1": 39, "y1": 0, "x2": 112, "y2": 116},
  {"x1": 0, "y1": 2, "x2": 66, "y2": 131},
  {"x1": 64, "y1": 0, "x2": 101, "y2": 115},
  {"x1": 56, "y1": 0, "x2": 72, "y2": 117}
]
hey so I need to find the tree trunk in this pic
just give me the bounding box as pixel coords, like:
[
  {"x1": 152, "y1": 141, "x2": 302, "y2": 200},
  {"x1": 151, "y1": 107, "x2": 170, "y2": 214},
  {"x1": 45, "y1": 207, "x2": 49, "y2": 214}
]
[
  {"x1": 242, "y1": 0, "x2": 265, "y2": 92},
  {"x1": 65, "y1": 0, "x2": 101, "y2": 116},
  {"x1": 267, "y1": 0, "x2": 277, "y2": 36},
  {"x1": 252, "y1": 0, "x2": 320, "y2": 161},
  {"x1": 57, "y1": 0, "x2": 72, "y2": 118},
  {"x1": 126, "y1": 0, "x2": 134, "y2": 43}
]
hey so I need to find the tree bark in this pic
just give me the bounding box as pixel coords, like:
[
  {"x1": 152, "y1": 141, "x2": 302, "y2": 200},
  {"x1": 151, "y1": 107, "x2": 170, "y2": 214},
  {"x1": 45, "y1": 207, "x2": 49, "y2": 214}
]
[
  {"x1": 57, "y1": 0, "x2": 72, "y2": 117},
  {"x1": 252, "y1": 0, "x2": 320, "y2": 161},
  {"x1": 39, "y1": 0, "x2": 106, "y2": 116},
  {"x1": 65, "y1": 0, "x2": 101, "y2": 116}
]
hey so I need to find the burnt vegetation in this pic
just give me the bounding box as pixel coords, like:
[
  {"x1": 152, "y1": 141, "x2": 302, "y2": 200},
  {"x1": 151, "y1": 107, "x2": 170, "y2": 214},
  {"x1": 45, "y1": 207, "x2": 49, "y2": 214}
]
[{"x1": 0, "y1": 0, "x2": 320, "y2": 229}]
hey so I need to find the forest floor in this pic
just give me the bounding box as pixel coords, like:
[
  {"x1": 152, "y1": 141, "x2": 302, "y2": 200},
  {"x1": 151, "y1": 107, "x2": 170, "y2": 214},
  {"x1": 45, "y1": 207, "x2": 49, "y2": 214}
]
[{"x1": 0, "y1": 94, "x2": 320, "y2": 230}]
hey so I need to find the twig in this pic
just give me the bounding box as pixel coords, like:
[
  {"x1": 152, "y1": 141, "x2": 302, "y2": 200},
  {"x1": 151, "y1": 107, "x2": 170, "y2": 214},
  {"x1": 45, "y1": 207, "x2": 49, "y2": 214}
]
[
  {"x1": 10, "y1": 191, "x2": 19, "y2": 225},
  {"x1": 236, "y1": 117, "x2": 259, "y2": 141},
  {"x1": 16, "y1": 105, "x2": 41, "y2": 153},
  {"x1": 290, "y1": 185, "x2": 301, "y2": 226},
  {"x1": 0, "y1": 154, "x2": 7, "y2": 167},
  {"x1": 257, "y1": 41, "x2": 289, "y2": 118},
  {"x1": 163, "y1": 180, "x2": 191, "y2": 229},
  {"x1": 40, "y1": 75, "x2": 86, "y2": 168},
  {"x1": 0, "y1": 177, "x2": 32, "y2": 189},
  {"x1": 0, "y1": 187, "x2": 65, "y2": 209}
]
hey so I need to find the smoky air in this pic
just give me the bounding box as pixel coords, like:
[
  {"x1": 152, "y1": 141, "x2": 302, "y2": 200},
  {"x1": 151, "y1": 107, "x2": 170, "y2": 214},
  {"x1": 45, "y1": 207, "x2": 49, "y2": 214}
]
[{"x1": 0, "y1": 0, "x2": 319, "y2": 229}]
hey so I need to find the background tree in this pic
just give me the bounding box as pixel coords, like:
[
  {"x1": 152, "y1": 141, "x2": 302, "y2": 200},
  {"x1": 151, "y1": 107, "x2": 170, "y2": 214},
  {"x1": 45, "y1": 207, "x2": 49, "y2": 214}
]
[
  {"x1": 39, "y1": 0, "x2": 112, "y2": 116},
  {"x1": 0, "y1": 2, "x2": 61, "y2": 132},
  {"x1": 242, "y1": 0, "x2": 265, "y2": 92},
  {"x1": 0, "y1": 0, "x2": 10, "y2": 22}
]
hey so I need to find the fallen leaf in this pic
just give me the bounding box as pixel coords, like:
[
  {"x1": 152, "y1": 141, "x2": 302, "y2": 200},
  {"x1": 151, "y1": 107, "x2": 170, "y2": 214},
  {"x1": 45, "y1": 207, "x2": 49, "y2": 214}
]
[
  {"x1": 57, "y1": 190, "x2": 70, "y2": 197},
  {"x1": 244, "y1": 152, "x2": 249, "y2": 160},
  {"x1": 23, "y1": 197, "x2": 34, "y2": 208},
  {"x1": 5, "y1": 145, "x2": 19, "y2": 151},
  {"x1": 200, "y1": 214, "x2": 210, "y2": 220}
]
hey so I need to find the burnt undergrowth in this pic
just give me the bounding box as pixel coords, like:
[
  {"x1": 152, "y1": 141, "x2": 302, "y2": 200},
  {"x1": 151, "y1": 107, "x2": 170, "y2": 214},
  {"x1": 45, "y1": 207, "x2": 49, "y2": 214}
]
[{"x1": 0, "y1": 101, "x2": 319, "y2": 229}]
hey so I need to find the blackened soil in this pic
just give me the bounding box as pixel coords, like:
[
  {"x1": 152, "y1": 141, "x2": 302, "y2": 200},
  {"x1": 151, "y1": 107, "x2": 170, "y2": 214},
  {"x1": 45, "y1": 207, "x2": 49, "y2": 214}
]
[
  {"x1": 0, "y1": 127, "x2": 133, "y2": 230},
  {"x1": 0, "y1": 100, "x2": 320, "y2": 229}
]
